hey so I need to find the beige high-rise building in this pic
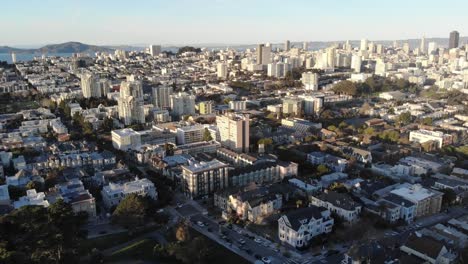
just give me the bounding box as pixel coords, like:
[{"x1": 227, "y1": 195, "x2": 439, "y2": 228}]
[
  {"x1": 217, "y1": 62, "x2": 227, "y2": 79},
  {"x1": 216, "y1": 113, "x2": 250, "y2": 153},
  {"x1": 360, "y1": 39, "x2": 368, "y2": 51},
  {"x1": 351, "y1": 55, "x2": 362, "y2": 73},
  {"x1": 118, "y1": 78, "x2": 145, "y2": 125},
  {"x1": 301, "y1": 72, "x2": 319, "y2": 91},
  {"x1": 152, "y1": 85, "x2": 173, "y2": 109},
  {"x1": 81, "y1": 73, "x2": 98, "y2": 98},
  {"x1": 170, "y1": 92, "x2": 195, "y2": 118},
  {"x1": 285, "y1": 40, "x2": 291, "y2": 51}
]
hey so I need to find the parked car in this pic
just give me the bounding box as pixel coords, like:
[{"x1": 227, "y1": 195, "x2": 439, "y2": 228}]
[{"x1": 262, "y1": 257, "x2": 271, "y2": 263}]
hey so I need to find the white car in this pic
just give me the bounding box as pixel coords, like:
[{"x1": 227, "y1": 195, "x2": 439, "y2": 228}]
[
  {"x1": 197, "y1": 221, "x2": 205, "y2": 227},
  {"x1": 254, "y1": 238, "x2": 262, "y2": 243},
  {"x1": 262, "y1": 257, "x2": 271, "y2": 263}
]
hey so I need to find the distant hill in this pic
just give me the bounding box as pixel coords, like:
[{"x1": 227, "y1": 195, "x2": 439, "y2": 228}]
[{"x1": 0, "y1": 42, "x2": 114, "y2": 54}]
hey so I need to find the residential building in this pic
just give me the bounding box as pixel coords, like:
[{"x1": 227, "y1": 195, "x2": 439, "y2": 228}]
[
  {"x1": 152, "y1": 86, "x2": 173, "y2": 109},
  {"x1": 390, "y1": 184, "x2": 443, "y2": 218},
  {"x1": 13, "y1": 189, "x2": 49, "y2": 209},
  {"x1": 229, "y1": 100, "x2": 247, "y2": 111},
  {"x1": 170, "y1": 92, "x2": 195, "y2": 118},
  {"x1": 301, "y1": 72, "x2": 319, "y2": 91},
  {"x1": 278, "y1": 206, "x2": 334, "y2": 248},
  {"x1": 198, "y1": 101, "x2": 213, "y2": 114},
  {"x1": 217, "y1": 62, "x2": 227, "y2": 79},
  {"x1": 112, "y1": 128, "x2": 141, "y2": 150},
  {"x1": 400, "y1": 234, "x2": 457, "y2": 264},
  {"x1": 307, "y1": 152, "x2": 348, "y2": 172},
  {"x1": 310, "y1": 191, "x2": 362, "y2": 223},
  {"x1": 225, "y1": 186, "x2": 283, "y2": 223},
  {"x1": 217, "y1": 113, "x2": 250, "y2": 153},
  {"x1": 118, "y1": 79, "x2": 145, "y2": 125},
  {"x1": 54, "y1": 178, "x2": 96, "y2": 218},
  {"x1": 409, "y1": 129, "x2": 453, "y2": 148},
  {"x1": 181, "y1": 159, "x2": 229, "y2": 199},
  {"x1": 101, "y1": 177, "x2": 157, "y2": 208},
  {"x1": 0, "y1": 184, "x2": 10, "y2": 205},
  {"x1": 176, "y1": 124, "x2": 204, "y2": 145}
]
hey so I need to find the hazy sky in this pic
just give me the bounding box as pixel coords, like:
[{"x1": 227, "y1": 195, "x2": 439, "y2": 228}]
[{"x1": 2, "y1": 0, "x2": 467, "y2": 46}]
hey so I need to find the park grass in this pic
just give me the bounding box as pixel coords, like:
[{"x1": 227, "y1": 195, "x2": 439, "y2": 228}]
[{"x1": 105, "y1": 239, "x2": 158, "y2": 262}]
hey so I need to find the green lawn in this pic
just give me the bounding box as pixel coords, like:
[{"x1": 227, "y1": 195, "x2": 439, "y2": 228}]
[
  {"x1": 81, "y1": 231, "x2": 135, "y2": 252},
  {"x1": 105, "y1": 239, "x2": 158, "y2": 262}
]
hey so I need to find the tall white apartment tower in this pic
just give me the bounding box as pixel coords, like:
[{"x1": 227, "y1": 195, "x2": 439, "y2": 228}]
[
  {"x1": 217, "y1": 62, "x2": 228, "y2": 79},
  {"x1": 11, "y1": 53, "x2": 17, "y2": 63},
  {"x1": 420, "y1": 36, "x2": 426, "y2": 54},
  {"x1": 170, "y1": 92, "x2": 196, "y2": 119},
  {"x1": 351, "y1": 55, "x2": 362, "y2": 73},
  {"x1": 216, "y1": 113, "x2": 250, "y2": 153},
  {"x1": 360, "y1": 39, "x2": 368, "y2": 51},
  {"x1": 81, "y1": 73, "x2": 100, "y2": 98},
  {"x1": 118, "y1": 78, "x2": 145, "y2": 125},
  {"x1": 149, "y1": 45, "x2": 161, "y2": 56},
  {"x1": 152, "y1": 86, "x2": 173, "y2": 109},
  {"x1": 301, "y1": 72, "x2": 319, "y2": 91}
]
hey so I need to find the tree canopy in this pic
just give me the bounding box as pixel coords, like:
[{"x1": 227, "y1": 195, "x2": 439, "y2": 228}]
[
  {"x1": 112, "y1": 194, "x2": 151, "y2": 229},
  {"x1": 0, "y1": 200, "x2": 87, "y2": 264}
]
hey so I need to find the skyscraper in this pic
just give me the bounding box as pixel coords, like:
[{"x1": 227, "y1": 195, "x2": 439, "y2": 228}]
[
  {"x1": 449, "y1": 31, "x2": 459, "y2": 49},
  {"x1": 303, "y1": 42, "x2": 308, "y2": 51},
  {"x1": 149, "y1": 45, "x2": 161, "y2": 56},
  {"x1": 428, "y1": 42, "x2": 438, "y2": 55},
  {"x1": 81, "y1": 73, "x2": 99, "y2": 98},
  {"x1": 217, "y1": 62, "x2": 227, "y2": 79},
  {"x1": 360, "y1": 39, "x2": 368, "y2": 51},
  {"x1": 351, "y1": 55, "x2": 362, "y2": 73},
  {"x1": 256, "y1": 43, "x2": 271, "y2": 65},
  {"x1": 285, "y1": 40, "x2": 291, "y2": 51},
  {"x1": 420, "y1": 36, "x2": 426, "y2": 54},
  {"x1": 170, "y1": 92, "x2": 195, "y2": 118},
  {"x1": 118, "y1": 78, "x2": 145, "y2": 125},
  {"x1": 256, "y1": 44, "x2": 264, "y2": 65},
  {"x1": 152, "y1": 85, "x2": 173, "y2": 109},
  {"x1": 11, "y1": 53, "x2": 16, "y2": 63},
  {"x1": 301, "y1": 72, "x2": 319, "y2": 91},
  {"x1": 216, "y1": 113, "x2": 250, "y2": 153}
]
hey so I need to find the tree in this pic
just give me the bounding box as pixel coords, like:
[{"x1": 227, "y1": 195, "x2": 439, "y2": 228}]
[
  {"x1": 202, "y1": 128, "x2": 213, "y2": 141},
  {"x1": 316, "y1": 164, "x2": 330, "y2": 176},
  {"x1": 0, "y1": 200, "x2": 87, "y2": 264},
  {"x1": 99, "y1": 117, "x2": 114, "y2": 132},
  {"x1": 421, "y1": 117, "x2": 433, "y2": 126},
  {"x1": 112, "y1": 194, "x2": 149, "y2": 228},
  {"x1": 363, "y1": 127, "x2": 375, "y2": 135},
  {"x1": 175, "y1": 222, "x2": 190, "y2": 242},
  {"x1": 332, "y1": 80, "x2": 358, "y2": 96},
  {"x1": 397, "y1": 112, "x2": 412, "y2": 126},
  {"x1": 441, "y1": 188, "x2": 457, "y2": 206}
]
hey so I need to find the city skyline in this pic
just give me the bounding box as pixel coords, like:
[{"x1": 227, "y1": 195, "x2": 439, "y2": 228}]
[{"x1": 2, "y1": 0, "x2": 467, "y2": 46}]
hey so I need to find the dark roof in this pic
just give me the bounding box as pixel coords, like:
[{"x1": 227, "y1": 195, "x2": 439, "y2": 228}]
[
  {"x1": 403, "y1": 234, "x2": 445, "y2": 260},
  {"x1": 315, "y1": 191, "x2": 361, "y2": 211},
  {"x1": 283, "y1": 205, "x2": 328, "y2": 231},
  {"x1": 383, "y1": 193, "x2": 415, "y2": 208}
]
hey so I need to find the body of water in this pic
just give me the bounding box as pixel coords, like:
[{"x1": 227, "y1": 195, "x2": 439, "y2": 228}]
[{"x1": 0, "y1": 53, "x2": 75, "y2": 63}]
